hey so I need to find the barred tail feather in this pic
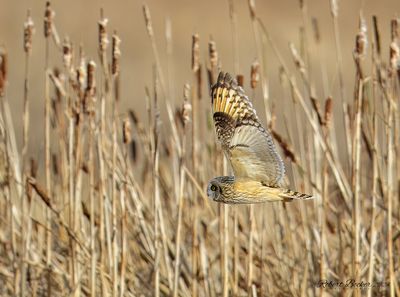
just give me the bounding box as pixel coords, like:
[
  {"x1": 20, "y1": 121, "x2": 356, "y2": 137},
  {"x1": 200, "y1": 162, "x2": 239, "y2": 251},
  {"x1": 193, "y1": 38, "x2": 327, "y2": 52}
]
[{"x1": 279, "y1": 188, "x2": 313, "y2": 201}]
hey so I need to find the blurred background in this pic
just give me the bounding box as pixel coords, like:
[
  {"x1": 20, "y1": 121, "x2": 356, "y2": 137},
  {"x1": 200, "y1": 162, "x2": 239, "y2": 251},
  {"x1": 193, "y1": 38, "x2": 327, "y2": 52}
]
[{"x1": 0, "y1": 0, "x2": 399, "y2": 156}]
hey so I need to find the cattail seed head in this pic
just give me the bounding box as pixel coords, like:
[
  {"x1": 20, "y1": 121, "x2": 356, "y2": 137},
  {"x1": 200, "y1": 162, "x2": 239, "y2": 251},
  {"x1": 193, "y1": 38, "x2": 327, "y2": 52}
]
[
  {"x1": 289, "y1": 43, "x2": 306, "y2": 74},
  {"x1": 62, "y1": 37, "x2": 72, "y2": 70},
  {"x1": 181, "y1": 84, "x2": 192, "y2": 126},
  {"x1": 192, "y1": 34, "x2": 200, "y2": 72},
  {"x1": 391, "y1": 18, "x2": 399, "y2": 42},
  {"x1": 98, "y1": 12, "x2": 109, "y2": 53},
  {"x1": 76, "y1": 49, "x2": 86, "y2": 91},
  {"x1": 143, "y1": 5, "x2": 153, "y2": 37},
  {"x1": 324, "y1": 97, "x2": 333, "y2": 128},
  {"x1": 83, "y1": 61, "x2": 96, "y2": 114},
  {"x1": 354, "y1": 14, "x2": 367, "y2": 58},
  {"x1": 236, "y1": 74, "x2": 244, "y2": 87},
  {"x1": 311, "y1": 18, "x2": 320, "y2": 44},
  {"x1": 86, "y1": 61, "x2": 96, "y2": 94},
  {"x1": 123, "y1": 118, "x2": 132, "y2": 144},
  {"x1": 112, "y1": 32, "x2": 121, "y2": 76},
  {"x1": 250, "y1": 60, "x2": 260, "y2": 89},
  {"x1": 389, "y1": 42, "x2": 399, "y2": 73},
  {"x1": 0, "y1": 49, "x2": 7, "y2": 96},
  {"x1": 23, "y1": 10, "x2": 35, "y2": 54},
  {"x1": 209, "y1": 38, "x2": 218, "y2": 70},
  {"x1": 44, "y1": 1, "x2": 54, "y2": 38},
  {"x1": 329, "y1": 0, "x2": 338, "y2": 18},
  {"x1": 248, "y1": 0, "x2": 256, "y2": 19}
]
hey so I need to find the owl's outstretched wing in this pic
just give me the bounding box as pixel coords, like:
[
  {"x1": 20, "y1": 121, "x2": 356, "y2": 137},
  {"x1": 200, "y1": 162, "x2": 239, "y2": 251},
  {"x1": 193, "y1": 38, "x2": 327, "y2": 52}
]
[{"x1": 211, "y1": 72, "x2": 285, "y2": 187}]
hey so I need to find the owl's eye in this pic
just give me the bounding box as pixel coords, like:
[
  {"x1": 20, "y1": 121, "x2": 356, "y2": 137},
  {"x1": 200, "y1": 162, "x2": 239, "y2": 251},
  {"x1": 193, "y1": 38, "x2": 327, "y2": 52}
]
[{"x1": 210, "y1": 184, "x2": 217, "y2": 191}]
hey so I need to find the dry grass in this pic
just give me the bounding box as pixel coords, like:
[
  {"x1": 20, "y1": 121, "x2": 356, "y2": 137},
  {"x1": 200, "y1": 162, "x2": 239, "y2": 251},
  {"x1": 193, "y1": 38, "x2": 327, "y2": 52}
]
[{"x1": 0, "y1": 1, "x2": 399, "y2": 296}]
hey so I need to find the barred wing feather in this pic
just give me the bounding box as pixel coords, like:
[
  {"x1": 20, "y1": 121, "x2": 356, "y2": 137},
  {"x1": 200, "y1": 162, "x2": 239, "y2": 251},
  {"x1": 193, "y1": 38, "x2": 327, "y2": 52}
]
[{"x1": 211, "y1": 72, "x2": 285, "y2": 187}]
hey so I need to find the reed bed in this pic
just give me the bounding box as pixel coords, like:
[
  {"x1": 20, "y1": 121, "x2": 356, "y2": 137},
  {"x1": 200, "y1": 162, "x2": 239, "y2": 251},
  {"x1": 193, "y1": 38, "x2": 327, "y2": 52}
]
[{"x1": 0, "y1": 1, "x2": 399, "y2": 296}]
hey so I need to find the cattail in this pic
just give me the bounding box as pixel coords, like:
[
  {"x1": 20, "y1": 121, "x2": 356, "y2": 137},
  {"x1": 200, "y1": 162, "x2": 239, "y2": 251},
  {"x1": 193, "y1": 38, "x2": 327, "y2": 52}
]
[
  {"x1": 181, "y1": 84, "x2": 192, "y2": 126},
  {"x1": 129, "y1": 109, "x2": 139, "y2": 126},
  {"x1": 329, "y1": 0, "x2": 338, "y2": 18},
  {"x1": 76, "y1": 47, "x2": 86, "y2": 91},
  {"x1": 354, "y1": 14, "x2": 367, "y2": 58},
  {"x1": 289, "y1": 43, "x2": 306, "y2": 74},
  {"x1": 23, "y1": 10, "x2": 35, "y2": 54},
  {"x1": 250, "y1": 60, "x2": 260, "y2": 89},
  {"x1": 98, "y1": 10, "x2": 109, "y2": 53},
  {"x1": 196, "y1": 65, "x2": 202, "y2": 99},
  {"x1": 30, "y1": 158, "x2": 38, "y2": 178},
  {"x1": 49, "y1": 68, "x2": 66, "y2": 98},
  {"x1": 192, "y1": 34, "x2": 200, "y2": 72},
  {"x1": 389, "y1": 42, "x2": 399, "y2": 73},
  {"x1": 236, "y1": 74, "x2": 244, "y2": 87},
  {"x1": 209, "y1": 38, "x2": 218, "y2": 70},
  {"x1": 28, "y1": 178, "x2": 52, "y2": 208},
  {"x1": 84, "y1": 61, "x2": 96, "y2": 113},
  {"x1": 311, "y1": 18, "x2": 320, "y2": 44},
  {"x1": 165, "y1": 18, "x2": 172, "y2": 54},
  {"x1": 248, "y1": 0, "x2": 256, "y2": 20},
  {"x1": 143, "y1": 5, "x2": 153, "y2": 37},
  {"x1": 310, "y1": 97, "x2": 324, "y2": 126},
  {"x1": 86, "y1": 61, "x2": 96, "y2": 95},
  {"x1": 62, "y1": 37, "x2": 72, "y2": 70},
  {"x1": 0, "y1": 49, "x2": 7, "y2": 96},
  {"x1": 278, "y1": 66, "x2": 288, "y2": 87},
  {"x1": 372, "y1": 16, "x2": 381, "y2": 56},
  {"x1": 123, "y1": 118, "x2": 132, "y2": 144},
  {"x1": 44, "y1": 1, "x2": 54, "y2": 38},
  {"x1": 112, "y1": 32, "x2": 121, "y2": 76},
  {"x1": 52, "y1": 153, "x2": 59, "y2": 176},
  {"x1": 391, "y1": 18, "x2": 399, "y2": 42},
  {"x1": 324, "y1": 96, "x2": 333, "y2": 128}
]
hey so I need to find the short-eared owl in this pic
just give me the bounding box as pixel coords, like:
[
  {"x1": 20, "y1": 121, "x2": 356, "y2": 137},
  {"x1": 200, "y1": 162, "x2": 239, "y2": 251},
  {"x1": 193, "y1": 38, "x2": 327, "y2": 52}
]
[{"x1": 207, "y1": 72, "x2": 313, "y2": 204}]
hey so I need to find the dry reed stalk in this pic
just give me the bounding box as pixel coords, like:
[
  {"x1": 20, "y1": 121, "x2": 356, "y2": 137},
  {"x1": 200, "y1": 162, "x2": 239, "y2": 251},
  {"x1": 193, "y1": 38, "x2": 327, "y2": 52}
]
[
  {"x1": 44, "y1": 69, "x2": 53, "y2": 296},
  {"x1": 120, "y1": 118, "x2": 131, "y2": 297},
  {"x1": 88, "y1": 101, "x2": 96, "y2": 297},
  {"x1": 20, "y1": 10, "x2": 34, "y2": 297},
  {"x1": 247, "y1": 0, "x2": 270, "y2": 122},
  {"x1": 165, "y1": 18, "x2": 176, "y2": 105},
  {"x1": 111, "y1": 66, "x2": 118, "y2": 297},
  {"x1": 0, "y1": 48, "x2": 19, "y2": 296},
  {"x1": 190, "y1": 35, "x2": 201, "y2": 296},
  {"x1": 151, "y1": 73, "x2": 161, "y2": 297},
  {"x1": 329, "y1": 0, "x2": 352, "y2": 172},
  {"x1": 173, "y1": 86, "x2": 191, "y2": 297},
  {"x1": 247, "y1": 204, "x2": 255, "y2": 294},
  {"x1": 319, "y1": 97, "x2": 333, "y2": 297},
  {"x1": 367, "y1": 86, "x2": 378, "y2": 297},
  {"x1": 386, "y1": 92, "x2": 395, "y2": 297},
  {"x1": 228, "y1": 0, "x2": 239, "y2": 73},
  {"x1": 351, "y1": 15, "x2": 367, "y2": 297},
  {"x1": 143, "y1": 4, "x2": 181, "y2": 156}
]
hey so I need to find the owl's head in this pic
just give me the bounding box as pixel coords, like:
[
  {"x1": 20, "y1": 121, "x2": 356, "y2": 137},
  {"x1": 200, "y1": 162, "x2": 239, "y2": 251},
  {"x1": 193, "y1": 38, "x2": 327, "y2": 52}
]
[
  {"x1": 207, "y1": 176, "x2": 234, "y2": 202},
  {"x1": 207, "y1": 180, "x2": 223, "y2": 201}
]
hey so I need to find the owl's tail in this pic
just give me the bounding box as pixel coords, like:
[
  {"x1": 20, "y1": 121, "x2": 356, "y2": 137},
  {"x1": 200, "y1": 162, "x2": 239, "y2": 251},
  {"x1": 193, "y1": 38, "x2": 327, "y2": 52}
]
[{"x1": 278, "y1": 188, "x2": 314, "y2": 202}]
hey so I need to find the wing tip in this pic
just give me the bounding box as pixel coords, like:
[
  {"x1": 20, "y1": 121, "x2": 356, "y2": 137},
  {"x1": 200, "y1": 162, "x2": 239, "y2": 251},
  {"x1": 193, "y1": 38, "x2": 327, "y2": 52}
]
[
  {"x1": 214, "y1": 71, "x2": 238, "y2": 90},
  {"x1": 280, "y1": 189, "x2": 314, "y2": 201}
]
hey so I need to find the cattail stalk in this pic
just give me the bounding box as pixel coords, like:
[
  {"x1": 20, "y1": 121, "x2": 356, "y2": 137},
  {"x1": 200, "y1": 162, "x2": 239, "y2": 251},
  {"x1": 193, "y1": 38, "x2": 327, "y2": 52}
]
[
  {"x1": 20, "y1": 10, "x2": 34, "y2": 297},
  {"x1": 173, "y1": 86, "x2": 191, "y2": 297},
  {"x1": 351, "y1": 16, "x2": 367, "y2": 297},
  {"x1": 120, "y1": 118, "x2": 131, "y2": 297}
]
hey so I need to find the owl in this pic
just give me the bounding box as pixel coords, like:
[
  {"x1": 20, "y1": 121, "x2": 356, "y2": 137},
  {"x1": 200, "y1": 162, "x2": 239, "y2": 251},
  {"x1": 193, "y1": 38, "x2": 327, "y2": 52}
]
[{"x1": 207, "y1": 72, "x2": 313, "y2": 204}]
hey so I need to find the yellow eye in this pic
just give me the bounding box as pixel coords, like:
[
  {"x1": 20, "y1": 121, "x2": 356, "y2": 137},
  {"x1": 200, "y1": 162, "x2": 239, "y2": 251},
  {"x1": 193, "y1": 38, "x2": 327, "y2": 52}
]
[{"x1": 210, "y1": 185, "x2": 217, "y2": 191}]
